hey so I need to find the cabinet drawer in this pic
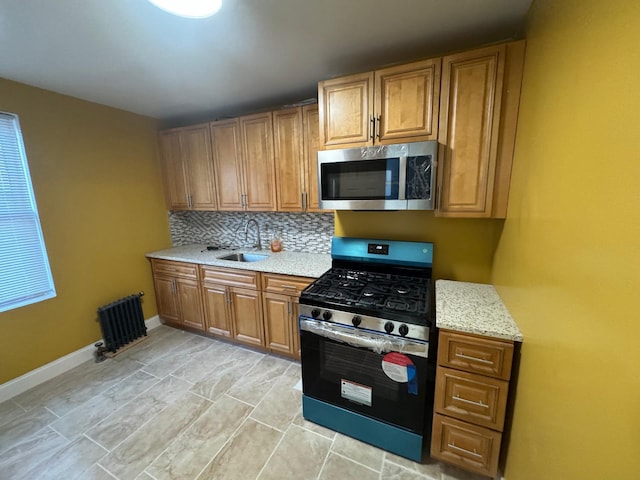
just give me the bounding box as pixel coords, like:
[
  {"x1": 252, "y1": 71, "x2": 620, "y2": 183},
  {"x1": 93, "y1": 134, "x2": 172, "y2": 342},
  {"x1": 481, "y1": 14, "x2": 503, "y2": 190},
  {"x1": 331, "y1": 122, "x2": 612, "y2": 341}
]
[
  {"x1": 438, "y1": 330, "x2": 514, "y2": 380},
  {"x1": 435, "y1": 367, "x2": 508, "y2": 431},
  {"x1": 431, "y1": 414, "x2": 501, "y2": 478},
  {"x1": 151, "y1": 259, "x2": 199, "y2": 280},
  {"x1": 200, "y1": 265, "x2": 260, "y2": 289},
  {"x1": 261, "y1": 273, "x2": 314, "y2": 295}
]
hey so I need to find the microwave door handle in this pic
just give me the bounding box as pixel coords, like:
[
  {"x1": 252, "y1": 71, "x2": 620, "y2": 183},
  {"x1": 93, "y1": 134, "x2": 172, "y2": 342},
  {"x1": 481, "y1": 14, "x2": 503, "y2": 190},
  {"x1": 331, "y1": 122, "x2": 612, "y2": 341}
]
[{"x1": 398, "y1": 156, "x2": 407, "y2": 200}]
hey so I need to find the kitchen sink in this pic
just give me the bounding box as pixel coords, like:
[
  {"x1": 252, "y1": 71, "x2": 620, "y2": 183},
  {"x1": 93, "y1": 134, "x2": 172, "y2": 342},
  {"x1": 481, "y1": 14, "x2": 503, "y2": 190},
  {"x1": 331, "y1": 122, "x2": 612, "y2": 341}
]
[{"x1": 217, "y1": 252, "x2": 269, "y2": 262}]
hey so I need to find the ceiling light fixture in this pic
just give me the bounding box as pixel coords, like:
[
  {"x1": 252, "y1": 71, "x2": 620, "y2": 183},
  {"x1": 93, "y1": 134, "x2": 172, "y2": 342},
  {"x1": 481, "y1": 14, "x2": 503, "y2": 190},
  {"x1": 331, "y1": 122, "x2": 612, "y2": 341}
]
[{"x1": 147, "y1": 0, "x2": 222, "y2": 19}]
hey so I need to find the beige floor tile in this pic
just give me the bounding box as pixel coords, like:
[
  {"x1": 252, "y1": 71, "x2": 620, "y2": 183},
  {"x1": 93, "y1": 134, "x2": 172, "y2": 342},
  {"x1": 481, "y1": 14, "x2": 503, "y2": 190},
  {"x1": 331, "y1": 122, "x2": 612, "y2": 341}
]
[
  {"x1": 99, "y1": 391, "x2": 211, "y2": 479},
  {"x1": 147, "y1": 394, "x2": 253, "y2": 480},
  {"x1": 196, "y1": 418, "x2": 282, "y2": 480},
  {"x1": 226, "y1": 355, "x2": 292, "y2": 405},
  {"x1": 52, "y1": 370, "x2": 158, "y2": 439},
  {"x1": 0, "y1": 406, "x2": 58, "y2": 455},
  {"x1": 141, "y1": 334, "x2": 213, "y2": 378},
  {"x1": 250, "y1": 373, "x2": 302, "y2": 430},
  {"x1": 13, "y1": 356, "x2": 142, "y2": 416},
  {"x1": 173, "y1": 341, "x2": 259, "y2": 384},
  {"x1": 0, "y1": 427, "x2": 69, "y2": 480},
  {"x1": 22, "y1": 435, "x2": 108, "y2": 480},
  {"x1": 114, "y1": 326, "x2": 190, "y2": 364},
  {"x1": 86, "y1": 374, "x2": 189, "y2": 450},
  {"x1": 331, "y1": 432, "x2": 385, "y2": 472},
  {"x1": 0, "y1": 400, "x2": 25, "y2": 428},
  {"x1": 319, "y1": 452, "x2": 380, "y2": 480},
  {"x1": 382, "y1": 461, "x2": 431, "y2": 479},
  {"x1": 258, "y1": 424, "x2": 331, "y2": 480},
  {"x1": 384, "y1": 452, "x2": 442, "y2": 479},
  {"x1": 83, "y1": 464, "x2": 119, "y2": 480},
  {"x1": 188, "y1": 348, "x2": 263, "y2": 402},
  {"x1": 291, "y1": 409, "x2": 337, "y2": 440}
]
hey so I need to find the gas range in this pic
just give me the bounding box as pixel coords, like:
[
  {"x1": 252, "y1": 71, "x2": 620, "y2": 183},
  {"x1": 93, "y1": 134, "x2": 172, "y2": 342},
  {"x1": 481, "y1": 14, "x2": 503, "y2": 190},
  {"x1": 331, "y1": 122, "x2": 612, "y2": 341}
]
[
  {"x1": 299, "y1": 237, "x2": 434, "y2": 341},
  {"x1": 299, "y1": 267, "x2": 432, "y2": 341},
  {"x1": 299, "y1": 236, "x2": 437, "y2": 463}
]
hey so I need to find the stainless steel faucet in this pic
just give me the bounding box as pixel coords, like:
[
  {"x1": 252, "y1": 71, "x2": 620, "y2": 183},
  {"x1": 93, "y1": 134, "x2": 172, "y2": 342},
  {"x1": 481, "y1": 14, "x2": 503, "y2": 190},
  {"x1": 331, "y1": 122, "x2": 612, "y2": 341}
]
[{"x1": 243, "y1": 218, "x2": 262, "y2": 250}]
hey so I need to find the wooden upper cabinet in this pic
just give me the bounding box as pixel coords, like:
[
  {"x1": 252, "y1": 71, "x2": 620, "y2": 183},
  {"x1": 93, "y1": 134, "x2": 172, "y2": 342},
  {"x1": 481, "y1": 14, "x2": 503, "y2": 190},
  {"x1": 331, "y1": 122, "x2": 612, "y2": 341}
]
[
  {"x1": 240, "y1": 112, "x2": 277, "y2": 211},
  {"x1": 158, "y1": 124, "x2": 216, "y2": 211},
  {"x1": 318, "y1": 60, "x2": 440, "y2": 148},
  {"x1": 302, "y1": 104, "x2": 328, "y2": 212},
  {"x1": 158, "y1": 130, "x2": 189, "y2": 210},
  {"x1": 319, "y1": 72, "x2": 374, "y2": 147},
  {"x1": 274, "y1": 107, "x2": 305, "y2": 211},
  {"x1": 211, "y1": 119, "x2": 245, "y2": 211},
  {"x1": 182, "y1": 125, "x2": 216, "y2": 210},
  {"x1": 437, "y1": 41, "x2": 525, "y2": 218},
  {"x1": 374, "y1": 59, "x2": 441, "y2": 143}
]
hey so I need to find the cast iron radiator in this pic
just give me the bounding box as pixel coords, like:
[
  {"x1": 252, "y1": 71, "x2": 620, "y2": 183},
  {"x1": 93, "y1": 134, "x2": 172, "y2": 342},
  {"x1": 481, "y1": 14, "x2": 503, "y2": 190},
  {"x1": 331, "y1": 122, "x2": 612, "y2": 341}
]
[{"x1": 97, "y1": 292, "x2": 147, "y2": 353}]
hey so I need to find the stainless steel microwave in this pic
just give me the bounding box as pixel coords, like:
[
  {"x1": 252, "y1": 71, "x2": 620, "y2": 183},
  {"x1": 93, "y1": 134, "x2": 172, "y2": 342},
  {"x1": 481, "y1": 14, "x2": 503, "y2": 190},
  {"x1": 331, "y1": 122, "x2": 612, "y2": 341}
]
[{"x1": 318, "y1": 141, "x2": 437, "y2": 210}]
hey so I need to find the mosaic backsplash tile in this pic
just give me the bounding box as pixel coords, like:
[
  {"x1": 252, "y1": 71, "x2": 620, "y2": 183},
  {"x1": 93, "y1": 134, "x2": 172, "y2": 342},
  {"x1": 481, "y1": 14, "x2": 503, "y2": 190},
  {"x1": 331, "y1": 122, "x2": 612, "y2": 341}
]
[{"x1": 168, "y1": 211, "x2": 334, "y2": 254}]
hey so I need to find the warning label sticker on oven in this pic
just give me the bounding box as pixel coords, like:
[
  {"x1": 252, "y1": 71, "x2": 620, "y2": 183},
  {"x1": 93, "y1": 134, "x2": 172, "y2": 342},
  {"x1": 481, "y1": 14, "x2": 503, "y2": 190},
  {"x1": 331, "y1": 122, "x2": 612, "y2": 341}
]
[
  {"x1": 382, "y1": 353, "x2": 418, "y2": 395},
  {"x1": 341, "y1": 379, "x2": 372, "y2": 407}
]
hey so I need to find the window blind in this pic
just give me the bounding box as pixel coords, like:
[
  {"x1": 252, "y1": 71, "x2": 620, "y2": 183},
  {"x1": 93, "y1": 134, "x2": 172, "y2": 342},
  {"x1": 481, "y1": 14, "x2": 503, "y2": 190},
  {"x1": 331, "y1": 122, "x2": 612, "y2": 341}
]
[{"x1": 0, "y1": 112, "x2": 56, "y2": 312}]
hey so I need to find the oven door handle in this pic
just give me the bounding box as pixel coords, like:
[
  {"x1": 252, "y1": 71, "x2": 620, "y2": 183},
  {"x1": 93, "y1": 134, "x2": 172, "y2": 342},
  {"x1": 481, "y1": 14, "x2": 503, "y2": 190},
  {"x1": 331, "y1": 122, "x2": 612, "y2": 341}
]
[{"x1": 299, "y1": 318, "x2": 429, "y2": 359}]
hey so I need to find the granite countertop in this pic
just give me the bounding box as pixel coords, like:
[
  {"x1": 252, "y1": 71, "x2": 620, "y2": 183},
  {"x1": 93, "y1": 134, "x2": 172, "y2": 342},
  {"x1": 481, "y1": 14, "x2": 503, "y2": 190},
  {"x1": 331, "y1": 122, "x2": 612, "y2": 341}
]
[
  {"x1": 436, "y1": 280, "x2": 523, "y2": 342},
  {"x1": 146, "y1": 244, "x2": 332, "y2": 279}
]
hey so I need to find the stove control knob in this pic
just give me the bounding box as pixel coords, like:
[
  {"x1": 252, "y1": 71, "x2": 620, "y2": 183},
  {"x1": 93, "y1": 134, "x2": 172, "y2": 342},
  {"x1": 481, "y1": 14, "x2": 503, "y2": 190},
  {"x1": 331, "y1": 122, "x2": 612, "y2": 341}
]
[
  {"x1": 399, "y1": 324, "x2": 409, "y2": 337},
  {"x1": 311, "y1": 309, "x2": 321, "y2": 318},
  {"x1": 322, "y1": 310, "x2": 332, "y2": 321},
  {"x1": 352, "y1": 316, "x2": 362, "y2": 327},
  {"x1": 384, "y1": 321, "x2": 394, "y2": 333}
]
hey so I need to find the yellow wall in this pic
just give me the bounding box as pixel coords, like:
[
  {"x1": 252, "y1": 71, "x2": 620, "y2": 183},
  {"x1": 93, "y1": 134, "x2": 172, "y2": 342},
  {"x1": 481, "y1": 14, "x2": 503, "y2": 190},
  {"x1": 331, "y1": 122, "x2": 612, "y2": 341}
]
[
  {"x1": 335, "y1": 211, "x2": 504, "y2": 283},
  {"x1": 0, "y1": 79, "x2": 171, "y2": 384},
  {"x1": 491, "y1": 1, "x2": 640, "y2": 478}
]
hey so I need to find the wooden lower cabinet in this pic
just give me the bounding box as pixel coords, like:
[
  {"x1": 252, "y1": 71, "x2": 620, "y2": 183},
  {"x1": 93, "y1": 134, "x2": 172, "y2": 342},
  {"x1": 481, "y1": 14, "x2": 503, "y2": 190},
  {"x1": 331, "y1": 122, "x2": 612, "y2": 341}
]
[
  {"x1": 431, "y1": 414, "x2": 502, "y2": 476},
  {"x1": 151, "y1": 261, "x2": 315, "y2": 359},
  {"x1": 431, "y1": 329, "x2": 515, "y2": 478},
  {"x1": 200, "y1": 266, "x2": 264, "y2": 348},
  {"x1": 261, "y1": 273, "x2": 313, "y2": 359},
  {"x1": 151, "y1": 259, "x2": 204, "y2": 331}
]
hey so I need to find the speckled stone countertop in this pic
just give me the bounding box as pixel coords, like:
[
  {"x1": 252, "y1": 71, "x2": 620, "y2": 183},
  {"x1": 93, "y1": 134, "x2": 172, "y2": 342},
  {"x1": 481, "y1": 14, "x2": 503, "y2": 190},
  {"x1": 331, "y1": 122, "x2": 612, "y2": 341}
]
[
  {"x1": 436, "y1": 280, "x2": 523, "y2": 342},
  {"x1": 146, "y1": 244, "x2": 332, "y2": 279}
]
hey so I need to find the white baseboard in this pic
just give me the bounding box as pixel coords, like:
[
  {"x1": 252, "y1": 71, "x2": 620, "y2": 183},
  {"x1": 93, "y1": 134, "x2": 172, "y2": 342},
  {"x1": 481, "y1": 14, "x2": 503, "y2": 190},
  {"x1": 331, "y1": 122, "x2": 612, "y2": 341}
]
[{"x1": 0, "y1": 315, "x2": 162, "y2": 404}]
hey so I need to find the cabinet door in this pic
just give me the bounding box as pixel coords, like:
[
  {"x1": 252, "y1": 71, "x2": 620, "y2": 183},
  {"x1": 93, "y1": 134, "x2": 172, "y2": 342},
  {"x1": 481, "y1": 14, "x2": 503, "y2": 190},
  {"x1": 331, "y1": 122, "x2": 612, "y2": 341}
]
[
  {"x1": 182, "y1": 124, "x2": 216, "y2": 210},
  {"x1": 158, "y1": 130, "x2": 189, "y2": 210},
  {"x1": 437, "y1": 45, "x2": 505, "y2": 217},
  {"x1": 291, "y1": 296, "x2": 301, "y2": 360},
  {"x1": 153, "y1": 275, "x2": 179, "y2": 323},
  {"x1": 240, "y1": 113, "x2": 277, "y2": 211},
  {"x1": 262, "y1": 292, "x2": 294, "y2": 356},
  {"x1": 302, "y1": 104, "x2": 327, "y2": 212},
  {"x1": 202, "y1": 283, "x2": 233, "y2": 338},
  {"x1": 176, "y1": 279, "x2": 204, "y2": 331},
  {"x1": 211, "y1": 119, "x2": 245, "y2": 211},
  {"x1": 230, "y1": 286, "x2": 264, "y2": 347},
  {"x1": 375, "y1": 59, "x2": 440, "y2": 143},
  {"x1": 318, "y1": 72, "x2": 374, "y2": 147},
  {"x1": 274, "y1": 108, "x2": 304, "y2": 212}
]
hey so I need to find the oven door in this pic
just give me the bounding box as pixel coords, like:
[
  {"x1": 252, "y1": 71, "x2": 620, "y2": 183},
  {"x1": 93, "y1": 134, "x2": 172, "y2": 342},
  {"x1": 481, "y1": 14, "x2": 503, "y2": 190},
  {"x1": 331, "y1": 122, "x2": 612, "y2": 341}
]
[{"x1": 300, "y1": 317, "x2": 432, "y2": 434}]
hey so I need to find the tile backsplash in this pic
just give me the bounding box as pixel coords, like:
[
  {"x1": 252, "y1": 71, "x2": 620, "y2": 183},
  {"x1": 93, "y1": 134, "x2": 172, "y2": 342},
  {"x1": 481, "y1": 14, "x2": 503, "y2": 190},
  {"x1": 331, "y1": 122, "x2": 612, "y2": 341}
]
[{"x1": 168, "y1": 211, "x2": 334, "y2": 254}]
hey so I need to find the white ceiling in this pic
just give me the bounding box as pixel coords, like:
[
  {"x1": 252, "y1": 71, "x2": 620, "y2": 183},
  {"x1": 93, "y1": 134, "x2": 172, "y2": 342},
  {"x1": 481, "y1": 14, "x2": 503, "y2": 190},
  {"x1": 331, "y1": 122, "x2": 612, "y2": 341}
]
[{"x1": 0, "y1": 0, "x2": 532, "y2": 124}]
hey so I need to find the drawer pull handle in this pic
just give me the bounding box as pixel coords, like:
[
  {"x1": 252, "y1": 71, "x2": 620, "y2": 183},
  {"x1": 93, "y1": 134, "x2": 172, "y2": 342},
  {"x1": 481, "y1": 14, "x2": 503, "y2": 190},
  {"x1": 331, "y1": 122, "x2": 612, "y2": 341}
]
[
  {"x1": 455, "y1": 353, "x2": 493, "y2": 364},
  {"x1": 280, "y1": 285, "x2": 298, "y2": 290},
  {"x1": 448, "y1": 442, "x2": 483, "y2": 458},
  {"x1": 452, "y1": 395, "x2": 488, "y2": 408}
]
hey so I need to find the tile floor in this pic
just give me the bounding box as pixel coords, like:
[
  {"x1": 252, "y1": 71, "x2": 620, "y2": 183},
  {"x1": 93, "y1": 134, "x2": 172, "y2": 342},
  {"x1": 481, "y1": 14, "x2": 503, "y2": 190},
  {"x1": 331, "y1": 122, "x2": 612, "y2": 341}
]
[{"x1": 0, "y1": 325, "x2": 489, "y2": 480}]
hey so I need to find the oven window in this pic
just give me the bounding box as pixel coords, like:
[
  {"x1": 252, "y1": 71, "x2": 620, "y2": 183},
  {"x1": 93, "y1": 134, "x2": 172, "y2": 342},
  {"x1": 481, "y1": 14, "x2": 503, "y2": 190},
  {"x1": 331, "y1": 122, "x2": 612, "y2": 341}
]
[
  {"x1": 321, "y1": 158, "x2": 399, "y2": 200},
  {"x1": 301, "y1": 330, "x2": 430, "y2": 434}
]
